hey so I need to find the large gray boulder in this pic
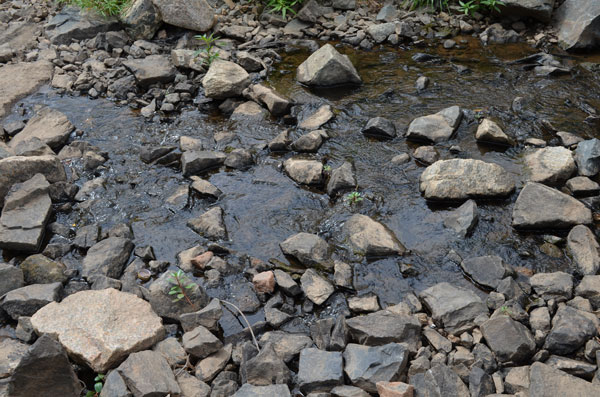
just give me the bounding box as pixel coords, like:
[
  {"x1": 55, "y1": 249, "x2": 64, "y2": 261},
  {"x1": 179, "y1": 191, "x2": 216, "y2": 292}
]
[
  {"x1": 0, "y1": 174, "x2": 52, "y2": 252},
  {"x1": 460, "y1": 255, "x2": 514, "y2": 290},
  {"x1": 524, "y1": 146, "x2": 576, "y2": 185},
  {"x1": 45, "y1": 7, "x2": 120, "y2": 45},
  {"x1": 512, "y1": 182, "x2": 592, "y2": 229},
  {"x1": 280, "y1": 232, "x2": 329, "y2": 267},
  {"x1": 9, "y1": 107, "x2": 74, "y2": 152},
  {"x1": 406, "y1": 106, "x2": 463, "y2": 143},
  {"x1": 346, "y1": 311, "x2": 421, "y2": 351},
  {"x1": 283, "y1": 158, "x2": 323, "y2": 185},
  {"x1": 297, "y1": 44, "x2": 361, "y2": 86},
  {"x1": 116, "y1": 350, "x2": 180, "y2": 396},
  {"x1": 120, "y1": 0, "x2": 162, "y2": 40},
  {"x1": 529, "y1": 362, "x2": 600, "y2": 396},
  {"x1": 343, "y1": 343, "x2": 408, "y2": 393},
  {"x1": 502, "y1": 0, "x2": 555, "y2": 22},
  {"x1": 31, "y1": 289, "x2": 165, "y2": 372},
  {"x1": 419, "y1": 282, "x2": 488, "y2": 334},
  {"x1": 152, "y1": 0, "x2": 215, "y2": 32},
  {"x1": 0, "y1": 61, "x2": 53, "y2": 120},
  {"x1": 342, "y1": 214, "x2": 405, "y2": 256},
  {"x1": 480, "y1": 315, "x2": 536, "y2": 364},
  {"x1": 555, "y1": 0, "x2": 600, "y2": 50},
  {"x1": 1, "y1": 282, "x2": 62, "y2": 320},
  {"x1": 0, "y1": 155, "x2": 66, "y2": 207},
  {"x1": 567, "y1": 225, "x2": 600, "y2": 275},
  {"x1": 443, "y1": 200, "x2": 478, "y2": 237},
  {"x1": 82, "y1": 237, "x2": 134, "y2": 279},
  {"x1": 202, "y1": 60, "x2": 250, "y2": 99},
  {"x1": 530, "y1": 272, "x2": 573, "y2": 301},
  {"x1": 420, "y1": 159, "x2": 515, "y2": 201},
  {"x1": 544, "y1": 305, "x2": 599, "y2": 354},
  {"x1": 298, "y1": 348, "x2": 344, "y2": 393}
]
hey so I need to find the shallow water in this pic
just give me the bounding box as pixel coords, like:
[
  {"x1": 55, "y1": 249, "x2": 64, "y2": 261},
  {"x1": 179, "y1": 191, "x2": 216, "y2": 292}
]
[{"x1": 4, "y1": 37, "x2": 600, "y2": 335}]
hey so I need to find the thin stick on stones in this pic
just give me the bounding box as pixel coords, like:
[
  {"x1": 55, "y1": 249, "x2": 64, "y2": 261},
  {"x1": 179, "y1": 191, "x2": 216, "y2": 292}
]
[{"x1": 219, "y1": 299, "x2": 260, "y2": 352}]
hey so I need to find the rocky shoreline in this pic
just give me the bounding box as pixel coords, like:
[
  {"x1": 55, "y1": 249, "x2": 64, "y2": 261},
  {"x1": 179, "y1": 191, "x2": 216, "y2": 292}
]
[{"x1": 2, "y1": 0, "x2": 600, "y2": 396}]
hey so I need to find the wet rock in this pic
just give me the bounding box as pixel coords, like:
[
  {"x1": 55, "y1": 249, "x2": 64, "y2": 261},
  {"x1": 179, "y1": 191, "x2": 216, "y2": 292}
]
[
  {"x1": 116, "y1": 350, "x2": 180, "y2": 396},
  {"x1": 120, "y1": 0, "x2": 161, "y2": 40},
  {"x1": 529, "y1": 361, "x2": 600, "y2": 396},
  {"x1": 292, "y1": 130, "x2": 326, "y2": 153},
  {"x1": 530, "y1": 272, "x2": 573, "y2": 301},
  {"x1": 280, "y1": 232, "x2": 329, "y2": 267},
  {"x1": 195, "y1": 344, "x2": 232, "y2": 382},
  {"x1": 298, "y1": 348, "x2": 344, "y2": 393},
  {"x1": 0, "y1": 263, "x2": 24, "y2": 296},
  {"x1": 20, "y1": 254, "x2": 68, "y2": 284},
  {"x1": 362, "y1": 117, "x2": 396, "y2": 139},
  {"x1": 82, "y1": 237, "x2": 134, "y2": 279},
  {"x1": 0, "y1": 174, "x2": 51, "y2": 252},
  {"x1": 297, "y1": 44, "x2": 361, "y2": 86},
  {"x1": 246, "y1": 84, "x2": 290, "y2": 116},
  {"x1": 179, "y1": 298, "x2": 222, "y2": 332},
  {"x1": 567, "y1": 225, "x2": 600, "y2": 275},
  {"x1": 268, "y1": 130, "x2": 292, "y2": 152},
  {"x1": 242, "y1": 344, "x2": 291, "y2": 386},
  {"x1": 237, "y1": 52, "x2": 264, "y2": 73},
  {"x1": 406, "y1": 106, "x2": 463, "y2": 143},
  {"x1": 0, "y1": 61, "x2": 53, "y2": 120},
  {"x1": 253, "y1": 271, "x2": 275, "y2": 294},
  {"x1": 187, "y1": 207, "x2": 227, "y2": 240},
  {"x1": 190, "y1": 177, "x2": 222, "y2": 199},
  {"x1": 525, "y1": 146, "x2": 576, "y2": 185},
  {"x1": 123, "y1": 55, "x2": 176, "y2": 87},
  {"x1": 512, "y1": 182, "x2": 592, "y2": 229},
  {"x1": 202, "y1": 60, "x2": 250, "y2": 99},
  {"x1": 343, "y1": 343, "x2": 408, "y2": 393},
  {"x1": 460, "y1": 255, "x2": 514, "y2": 290},
  {"x1": 230, "y1": 282, "x2": 261, "y2": 312},
  {"x1": 7, "y1": 334, "x2": 80, "y2": 397},
  {"x1": 231, "y1": 101, "x2": 267, "y2": 121},
  {"x1": 443, "y1": 200, "x2": 478, "y2": 237},
  {"x1": 481, "y1": 315, "x2": 536, "y2": 363},
  {"x1": 233, "y1": 384, "x2": 291, "y2": 397},
  {"x1": 1, "y1": 282, "x2": 61, "y2": 320},
  {"x1": 574, "y1": 138, "x2": 600, "y2": 176},
  {"x1": 283, "y1": 158, "x2": 323, "y2": 185},
  {"x1": 225, "y1": 148, "x2": 253, "y2": 169},
  {"x1": 258, "y1": 331, "x2": 314, "y2": 363},
  {"x1": 544, "y1": 305, "x2": 599, "y2": 354},
  {"x1": 343, "y1": 214, "x2": 405, "y2": 256},
  {"x1": 419, "y1": 282, "x2": 488, "y2": 334},
  {"x1": 147, "y1": 271, "x2": 209, "y2": 322},
  {"x1": 298, "y1": 104, "x2": 334, "y2": 130},
  {"x1": 182, "y1": 150, "x2": 226, "y2": 176},
  {"x1": 480, "y1": 23, "x2": 520, "y2": 45},
  {"x1": 420, "y1": 159, "x2": 515, "y2": 201},
  {"x1": 412, "y1": 146, "x2": 438, "y2": 165},
  {"x1": 327, "y1": 162, "x2": 356, "y2": 197},
  {"x1": 409, "y1": 364, "x2": 469, "y2": 396},
  {"x1": 555, "y1": 0, "x2": 600, "y2": 50},
  {"x1": 152, "y1": 0, "x2": 214, "y2": 31},
  {"x1": 31, "y1": 288, "x2": 164, "y2": 372},
  {"x1": 392, "y1": 153, "x2": 410, "y2": 165},
  {"x1": 575, "y1": 275, "x2": 600, "y2": 309},
  {"x1": 346, "y1": 310, "x2": 421, "y2": 351},
  {"x1": 9, "y1": 107, "x2": 74, "y2": 151},
  {"x1": 367, "y1": 22, "x2": 396, "y2": 44},
  {"x1": 301, "y1": 269, "x2": 334, "y2": 305},
  {"x1": 45, "y1": 7, "x2": 120, "y2": 45},
  {"x1": 182, "y1": 325, "x2": 223, "y2": 359}
]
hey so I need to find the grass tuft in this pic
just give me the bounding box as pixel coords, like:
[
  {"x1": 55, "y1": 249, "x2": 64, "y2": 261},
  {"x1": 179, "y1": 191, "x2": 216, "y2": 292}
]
[{"x1": 58, "y1": 0, "x2": 132, "y2": 17}]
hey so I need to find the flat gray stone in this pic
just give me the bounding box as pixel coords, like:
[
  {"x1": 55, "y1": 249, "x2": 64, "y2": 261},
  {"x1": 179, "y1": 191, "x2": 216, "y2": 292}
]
[
  {"x1": 1, "y1": 282, "x2": 62, "y2": 320},
  {"x1": 460, "y1": 255, "x2": 514, "y2": 290},
  {"x1": 529, "y1": 362, "x2": 600, "y2": 396},
  {"x1": 298, "y1": 348, "x2": 344, "y2": 393},
  {"x1": 343, "y1": 343, "x2": 408, "y2": 393}
]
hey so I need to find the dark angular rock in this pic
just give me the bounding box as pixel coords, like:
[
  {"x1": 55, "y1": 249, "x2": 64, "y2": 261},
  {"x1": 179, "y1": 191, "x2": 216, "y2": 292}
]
[
  {"x1": 362, "y1": 117, "x2": 396, "y2": 139},
  {"x1": 544, "y1": 305, "x2": 599, "y2": 354},
  {"x1": 460, "y1": 255, "x2": 514, "y2": 290},
  {"x1": 1, "y1": 282, "x2": 62, "y2": 320},
  {"x1": 298, "y1": 348, "x2": 344, "y2": 393},
  {"x1": 343, "y1": 343, "x2": 409, "y2": 393},
  {"x1": 346, "y1": 311, "x2": 421, "y2": 352},
  {"x1": 82, "y1": 237, "x2": 134, "y2": 279},
  {"x1": 116, "y1": 350, "x2": 180, "y2": 397},
  {"x1": 480, "y1": 315, "x2": 536, "y2": 364}
]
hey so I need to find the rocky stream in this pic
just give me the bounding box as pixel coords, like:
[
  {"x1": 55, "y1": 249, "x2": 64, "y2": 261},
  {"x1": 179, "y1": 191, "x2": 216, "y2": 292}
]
[{"x1": 2, "y1": 0, "x2": 600, "y2": 396}]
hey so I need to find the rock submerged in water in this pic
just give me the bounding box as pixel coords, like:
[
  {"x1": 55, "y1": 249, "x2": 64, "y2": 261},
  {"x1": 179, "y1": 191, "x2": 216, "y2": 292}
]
[
  {"x1": 343, "y1": 214, "x2": 405, "y2": 256},
  {"x1": 296, "y1": 43, "x2": 362, "y2": 87},
  {"x1": 406, "y1": 106, "x2": 463, "y2": 143},
  {"x1": 283, "y1": 157, "x2": 323, "y2": 185},
  {"x1": 512, "y1": 182, "x2": 591, "y2": 229},
  {"x1": 419, "y1": 159, "x2": 515, "y2": 201},
  {"x1": 280, "y1": 232, "x2": 329, "y2": 267}
]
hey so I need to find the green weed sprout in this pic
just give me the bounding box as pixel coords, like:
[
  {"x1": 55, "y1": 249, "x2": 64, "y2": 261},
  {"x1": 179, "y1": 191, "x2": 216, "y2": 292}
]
[
  {"x1": 85, "y1": 374, "x2": 105, "y2": 397},
  {"x1": 194, "y1": 33, "x2": 221, "y2": 67},
  {"x1": 346, "y1": 191, "x2": 364, "y2": 205}
]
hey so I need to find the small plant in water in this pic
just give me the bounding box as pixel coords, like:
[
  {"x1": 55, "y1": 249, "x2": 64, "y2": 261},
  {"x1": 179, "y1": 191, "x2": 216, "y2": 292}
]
[
  {"x1": 85, "y1": 374, "x2": 105, "y2": 397},
  {"x1": 346, "y1": 191, "x2": 364, "y2": 205},
  {"x1": 265, "y1": 0, "x2": 302, "y2": 20},
  {"x1": 194, "y1": 33, "x2": 220, "y2": 67},
  {"x1": 323, "y1": 165, "x2": 332, "y2": 172},
  {"x1": 168, "y1": 270, "x2": 197, "y2": 308}
]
